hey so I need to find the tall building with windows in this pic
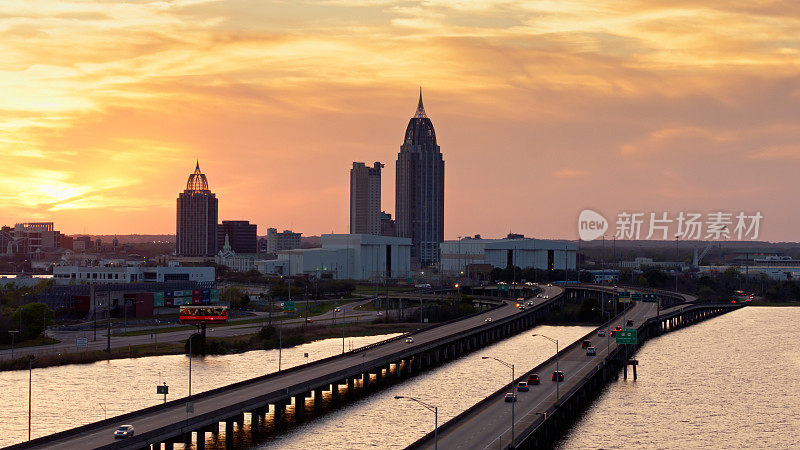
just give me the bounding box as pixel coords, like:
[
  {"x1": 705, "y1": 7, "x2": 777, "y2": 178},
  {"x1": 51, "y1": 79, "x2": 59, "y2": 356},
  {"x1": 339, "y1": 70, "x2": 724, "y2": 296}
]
[
  {"x1": 266, "y1": 228, "x2": 302, "y2": 253},
  {"x1": 350, "y1": 161, "x2": 383, "y2": 235},
  {"x1": 217, "y1": 220, "x2": 257, "y2": 253},
  {"x1": 177, "y1": 162, "x2": 218, "y2": 256},
  {"x1": 396, "y1": 90, "x2": 445, "y2": 265}
]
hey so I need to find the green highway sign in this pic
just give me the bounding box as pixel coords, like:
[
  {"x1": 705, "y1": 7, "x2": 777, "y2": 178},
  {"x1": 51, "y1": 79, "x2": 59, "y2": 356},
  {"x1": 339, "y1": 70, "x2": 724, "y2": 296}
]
[
  {"x1": 618, "y1": 291, "x2": 631, "y2": 303},
  {"x1": 616, "y1": 328, "x2": 638, "y2": 344},
  {"x1": 282, "y1": 301, "x2": 295, "y2": 311},
  {"x1": 642, "y1": 293, "x2": 657, "y2": 302},
  {"x1": 631, "y1": 292, "x2": 642, "y2": 301}
]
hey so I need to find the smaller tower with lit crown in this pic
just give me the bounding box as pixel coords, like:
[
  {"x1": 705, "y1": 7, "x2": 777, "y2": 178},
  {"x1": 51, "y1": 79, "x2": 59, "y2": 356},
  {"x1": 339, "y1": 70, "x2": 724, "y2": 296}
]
[{"x1": 177, "y1": 162, "x2": 218, "y2": 256}]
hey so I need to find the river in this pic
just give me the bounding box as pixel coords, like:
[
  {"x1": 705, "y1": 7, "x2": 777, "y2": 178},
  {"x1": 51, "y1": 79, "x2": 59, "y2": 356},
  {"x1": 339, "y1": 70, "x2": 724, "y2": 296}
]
[{"x1": 557, "y1": 307, "x2": 800, "y2": 449}]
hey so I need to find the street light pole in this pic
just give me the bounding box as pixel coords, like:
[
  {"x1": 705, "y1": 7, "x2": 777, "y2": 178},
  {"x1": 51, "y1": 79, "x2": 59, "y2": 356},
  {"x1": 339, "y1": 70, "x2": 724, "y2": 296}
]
[
  {"x1": 28, "y1": 355, "x2": 33, "y2": 441},
  {"x1": 482, "y1": 356, "x2": 515, "y2": 444},
  {"x1": 395, "y1": 396, "x2": 438, "y2": 450},
  {"x1": 532, "y1": 334, "x2": 559, "y2": 402}
]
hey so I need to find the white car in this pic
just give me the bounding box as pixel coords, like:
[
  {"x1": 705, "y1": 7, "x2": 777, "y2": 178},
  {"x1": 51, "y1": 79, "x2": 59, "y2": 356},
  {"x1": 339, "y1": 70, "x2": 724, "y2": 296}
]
[
  {"x1": 484, "y1": 317, "x2": 492, "y2": 322},
  {"x1": 114, "y1": 425, "x2": 135, "y2": 439},
  {"x1": 586, "y1": 347, "x2": 596, "y2": 356},
  {"x1": 405, "y1": 337, "x2": 414, "y2": 343}
]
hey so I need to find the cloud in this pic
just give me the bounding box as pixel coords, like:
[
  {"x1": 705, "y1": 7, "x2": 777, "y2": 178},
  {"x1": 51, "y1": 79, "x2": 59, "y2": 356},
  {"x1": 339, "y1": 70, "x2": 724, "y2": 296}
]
[{"x1": 0, "y1": 0, "x2": 799, "y2": 239}]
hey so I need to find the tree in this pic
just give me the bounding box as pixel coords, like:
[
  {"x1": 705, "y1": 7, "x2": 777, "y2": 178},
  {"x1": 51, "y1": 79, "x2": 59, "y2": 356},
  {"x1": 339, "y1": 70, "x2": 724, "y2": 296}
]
[{"x1": 11, "y1": 302, "x2": 54, "y2": 341}]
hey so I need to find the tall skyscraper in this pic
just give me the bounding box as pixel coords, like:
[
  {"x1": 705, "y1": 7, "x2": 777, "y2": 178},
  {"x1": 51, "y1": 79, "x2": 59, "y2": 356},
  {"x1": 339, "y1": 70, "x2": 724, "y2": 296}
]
[
  {"x1": 396, "y1": 90, "x2": 445, "y2": 265},
  {"x1": 217, "y1": 220, "x2": 257, "y2": 253},
  {"x1": 177, "y1": 162, "x2": 218, "y2": 256},
  {"x1": 350, "y1": 161, "x2": 383, "y2": 235}
]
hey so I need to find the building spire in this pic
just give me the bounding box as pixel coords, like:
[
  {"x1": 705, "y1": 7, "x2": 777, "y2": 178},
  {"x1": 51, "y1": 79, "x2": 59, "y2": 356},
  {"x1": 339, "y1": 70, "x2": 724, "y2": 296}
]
[
  {"x1": 194, "y1": 160, "x2": 201, "y2": 173},
  {"x1": 414, "y1": 87, "x2": 427, "y2": 118}
]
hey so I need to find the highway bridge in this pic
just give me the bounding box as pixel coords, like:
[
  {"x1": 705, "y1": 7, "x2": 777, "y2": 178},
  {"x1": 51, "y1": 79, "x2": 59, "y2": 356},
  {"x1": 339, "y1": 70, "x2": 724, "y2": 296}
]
[
  {"x1": 8, "y1": 284, "x2": 718, "y2": 450},
  {"x1": 9, "y1": 285, "x2": 565, "y2": 450},
  {"x1": 408, "y1": 295, "x2": 740, "y2": 449}
]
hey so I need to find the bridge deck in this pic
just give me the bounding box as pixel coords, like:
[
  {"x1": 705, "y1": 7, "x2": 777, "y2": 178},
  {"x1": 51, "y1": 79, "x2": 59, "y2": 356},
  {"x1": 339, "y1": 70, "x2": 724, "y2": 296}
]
[{"x1": 20, "y1": 286, "x2": 565, "y2": 449}]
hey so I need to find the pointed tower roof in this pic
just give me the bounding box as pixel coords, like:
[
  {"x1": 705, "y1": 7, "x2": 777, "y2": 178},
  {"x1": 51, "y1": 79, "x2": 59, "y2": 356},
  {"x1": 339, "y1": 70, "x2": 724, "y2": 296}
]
[
  {"x1": 404, "y1": 88, "x2": 436, "y2": 146},
  {"x1": 186, "y1": 161, "x2": 210, "y2": 192},
  {"x1": 414, "y1": 87, "x2": 427, "y2": 118}
]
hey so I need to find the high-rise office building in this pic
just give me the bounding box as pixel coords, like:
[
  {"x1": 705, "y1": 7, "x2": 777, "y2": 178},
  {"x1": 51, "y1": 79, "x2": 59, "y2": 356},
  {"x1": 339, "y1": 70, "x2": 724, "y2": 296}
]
[
  {"x1": 266, "y1": 228, "x2": 302, "y2": 253},
  {"x1": 396, "y1": 90, "x2": 445, "y2": 265},
  {"x1": 217, "y1": 220, "x2": 257, "y2": 253},
  {"x1": 350, "y1": 162, "x2": 383, "y2": 235},
  {"x1": 177, "y1": 162, "x2": 218, "y2": 256}
]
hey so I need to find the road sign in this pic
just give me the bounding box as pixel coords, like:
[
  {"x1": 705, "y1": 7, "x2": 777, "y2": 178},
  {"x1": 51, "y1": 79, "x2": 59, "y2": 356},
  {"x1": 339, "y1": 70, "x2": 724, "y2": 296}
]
[
  {"x1": 631, "y1": 292, "x2": 642, "y2": 302},
  {"x1": 76, "y1": 337, "x2": 88, "y2": 349},
  {"x1": 616, "y1": 328, "x2": 638, "y2": 344},
  {"x1": 157, "y1": 385, "x2": 169, "y2": 395},
  {"x1": 642, "y1": 293, "x2": 657, "y2": 302},
  {"x1": 282, "y1": 301, "x2": 295, "y2": 311},
  {"x1": 618, "y1": 291, "x2": 631, "y2": 303}
]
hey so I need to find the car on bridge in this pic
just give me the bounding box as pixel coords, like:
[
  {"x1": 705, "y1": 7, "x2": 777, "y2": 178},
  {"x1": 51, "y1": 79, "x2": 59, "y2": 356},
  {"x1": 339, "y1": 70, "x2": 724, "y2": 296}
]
[
  {"x1": 552, "y1": 371, "x2": 564, "y2": 382},
  {"x1": 610, "y1": 326, "x2": 622, "y2": 336},
  {"x1": 405, "y1": 337, "x2": 414, "y2": 343},
  {"x1": 517, "y1": 381, "x2": 529, "y2": 392},
  {"x1": 504, "y1": 393, "x2": 517, "y2": 402},
  {"x1": 484, "y1": 317, "x2": 492, "y2": 322},
  {"x1": 581, "y1": 340, "x2": 592, "y2": 348},
  {"x1": 586, "y1": 347, "x2": 596, "y2": 356},
  {"x1": 527, "y1": 373, "x2": 540, "y2": 385},
  {"x1": 113, "y1": 425, "x2": 135, "y2": 439},
  {"x1": 597, "y1": 329, "x2": 606, "y2": 337}
]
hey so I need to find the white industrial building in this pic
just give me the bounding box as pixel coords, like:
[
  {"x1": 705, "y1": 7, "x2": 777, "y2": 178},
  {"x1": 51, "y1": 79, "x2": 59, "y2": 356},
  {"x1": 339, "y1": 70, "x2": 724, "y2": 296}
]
[
  {"x1": 440, "y1": 237, "x2": 577, "y2": 275},
  {"x1": 52, "y1": 265, "x2": 215, "y2": 285},
  {"x1": 274, "y1": 234, "x2": 411, "y2": 280}
]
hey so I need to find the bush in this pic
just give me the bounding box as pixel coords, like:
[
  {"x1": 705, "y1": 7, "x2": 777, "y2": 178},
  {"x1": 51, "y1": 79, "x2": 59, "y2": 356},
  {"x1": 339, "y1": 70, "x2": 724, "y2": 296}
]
[{"x1": 11, "y1": 302, "x2": 53, "y2": 341}]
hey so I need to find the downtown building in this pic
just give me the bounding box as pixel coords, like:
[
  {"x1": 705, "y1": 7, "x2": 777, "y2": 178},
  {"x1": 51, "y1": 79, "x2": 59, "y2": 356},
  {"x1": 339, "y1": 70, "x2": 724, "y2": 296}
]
[
  {"x1": 265, "y1": 228, "x2": 302, "y2": 253},
  {"x1": 396, "y1": 91, "x2": 445, "y2": 266},
  {"x1": 176, "y1": 162, "x2": 218, "y2": 257},
  {"x1": 350, "y1": 162, "x2": 383, "y2": 235},
  {"x1": 217, "y1": 220, "x2": 257, "y2": 253}
]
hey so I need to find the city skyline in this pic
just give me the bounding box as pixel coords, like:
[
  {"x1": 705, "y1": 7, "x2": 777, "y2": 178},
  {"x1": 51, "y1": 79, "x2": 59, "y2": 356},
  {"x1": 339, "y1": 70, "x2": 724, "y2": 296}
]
[{"x1": 2, "y1": 1, "x2": 799, "y2": 241}]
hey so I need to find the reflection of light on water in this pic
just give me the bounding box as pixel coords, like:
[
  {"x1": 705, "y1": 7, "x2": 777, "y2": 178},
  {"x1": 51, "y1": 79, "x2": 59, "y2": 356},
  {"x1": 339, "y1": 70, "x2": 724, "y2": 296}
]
[
  {"x1": 255, "y1": 325, "x2": 596, "y2": 450},
  {"x1": 557, "y1": 307, "x2": 800, "y2": 449},
  {"x1": 0, "y1": 333, "x2": 400, "y2": 446}
]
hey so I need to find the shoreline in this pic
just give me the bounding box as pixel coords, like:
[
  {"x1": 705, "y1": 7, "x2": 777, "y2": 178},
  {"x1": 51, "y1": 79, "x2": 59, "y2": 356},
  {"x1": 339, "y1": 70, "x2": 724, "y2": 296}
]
[{"x1": 0, "y1": 323, "x2": 420, "y2": 372}]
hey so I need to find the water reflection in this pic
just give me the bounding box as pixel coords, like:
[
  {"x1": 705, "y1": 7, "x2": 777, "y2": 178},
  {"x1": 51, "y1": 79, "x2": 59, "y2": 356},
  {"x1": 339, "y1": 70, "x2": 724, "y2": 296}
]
[{"x1": 0, "y1": 334, "x2": 399, "y2": 446}]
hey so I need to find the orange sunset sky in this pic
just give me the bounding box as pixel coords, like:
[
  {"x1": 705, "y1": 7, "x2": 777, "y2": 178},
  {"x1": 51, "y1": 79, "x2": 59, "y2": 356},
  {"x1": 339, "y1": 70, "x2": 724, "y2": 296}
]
[{"x1": 2, "y1": 0, "x2": 799, "y2": 241}]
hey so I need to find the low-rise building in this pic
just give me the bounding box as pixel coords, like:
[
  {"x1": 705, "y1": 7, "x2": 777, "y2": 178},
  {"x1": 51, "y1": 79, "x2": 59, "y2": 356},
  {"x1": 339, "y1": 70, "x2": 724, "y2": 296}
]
[
  {"x1": 52, "y1": 265, "x2": 215, "y2": 285},
  {"x1": 274, "y1": 234, "x2": 411, "y2": 280},
  {"x1": 440, "y1": 236, "x2": 577, "y2": 275}
]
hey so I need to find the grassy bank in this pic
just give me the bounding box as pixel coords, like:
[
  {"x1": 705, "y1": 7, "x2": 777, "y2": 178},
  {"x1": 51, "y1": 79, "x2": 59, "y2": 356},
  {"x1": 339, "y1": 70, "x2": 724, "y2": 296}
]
[
  {"x1": 0, "y1": 336, "x2": 60, "y2": 351},
  {"x1": 0, "y1": 323, "x2": 420, "y2": 372}
]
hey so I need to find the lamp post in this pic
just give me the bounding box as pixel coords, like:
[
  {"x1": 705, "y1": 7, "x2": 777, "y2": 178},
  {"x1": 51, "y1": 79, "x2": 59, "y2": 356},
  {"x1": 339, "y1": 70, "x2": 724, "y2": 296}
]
[
  {"x1": 532, "y1": 334, "x2": 559, "y2": 402},
  {"x1": 482, "y1": 356, "x2": 515, "y2": 444},
  {"x1": 9, "y1": 330, "x2": 19, "y2": 359},
  {"x1": 395, "y1": 396, "x2": 438, "y2": 450},
  {"x1": 28, "y1": 355, "x2": 33, "y2": 441}
]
